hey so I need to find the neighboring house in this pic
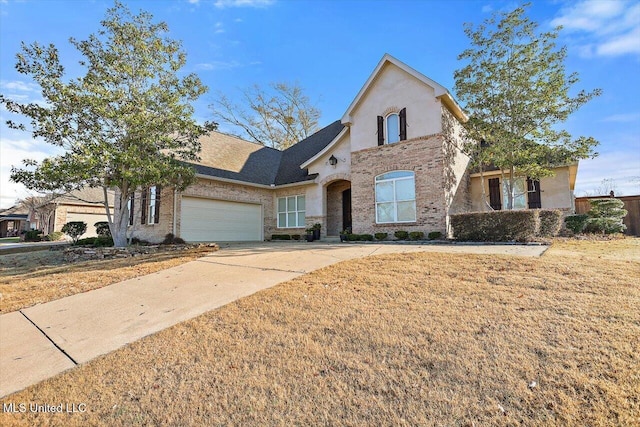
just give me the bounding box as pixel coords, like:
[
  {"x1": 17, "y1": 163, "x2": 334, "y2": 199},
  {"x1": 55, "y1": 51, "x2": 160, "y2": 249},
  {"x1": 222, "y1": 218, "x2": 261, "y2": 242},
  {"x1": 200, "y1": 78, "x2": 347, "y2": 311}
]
[
  {"x1": 126, "y1": 54, "x2": 577, "y2": 243},
  {"x1": 30, "y1": 188, "x2": 115, "y2": 238},
  {"x1": 0, "y1": 204, "x2": 28, "y2": 237}
]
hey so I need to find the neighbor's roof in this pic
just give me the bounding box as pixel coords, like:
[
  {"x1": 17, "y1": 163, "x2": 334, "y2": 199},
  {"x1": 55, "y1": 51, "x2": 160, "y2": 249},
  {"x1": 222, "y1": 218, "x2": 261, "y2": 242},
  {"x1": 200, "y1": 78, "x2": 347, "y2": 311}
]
[
  {"x1": 190, "y1": 121, "x2": 345, "y2": 186},
  {"x1": 49, "y1": 187, "x2": 115, "y2": 207},
  {"x1": 0, "y1": 204, "x2": 29, "y2": 220}
]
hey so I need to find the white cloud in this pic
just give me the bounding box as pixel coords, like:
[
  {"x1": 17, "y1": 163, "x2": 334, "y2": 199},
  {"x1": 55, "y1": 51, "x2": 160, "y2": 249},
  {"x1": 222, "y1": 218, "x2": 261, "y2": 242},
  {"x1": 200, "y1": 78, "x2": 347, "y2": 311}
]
[
  {"x1": 188, "y1": 0, "x2": 200, "y2": 4},
  {"x1": 601, "y1": 112, "x2": 640, "y2": 123},
  {"x1": 195, "y1": 60, "x2": 241, "y2": 70},
  {"x1": 481, "y1": 4, "x2": 493, "y2": 13},
  {"x1": 0, "y1": 138, "x2": 63, "y2": 209},
  {"x1": 0, "y1": 80, "x2": 39, "y2": 92},
  {"x1": 575, "y1": 150, "x2": 640, "y2": 196},
  {"x1": 215, "y1": 21, "x2": 225, "y2": 34},
  {"x1": 551, "y1": 0, "x2": 640, "y2": 57},
  {"x1": 214, "y1": 0, "x2": 275, "y2": 9}
]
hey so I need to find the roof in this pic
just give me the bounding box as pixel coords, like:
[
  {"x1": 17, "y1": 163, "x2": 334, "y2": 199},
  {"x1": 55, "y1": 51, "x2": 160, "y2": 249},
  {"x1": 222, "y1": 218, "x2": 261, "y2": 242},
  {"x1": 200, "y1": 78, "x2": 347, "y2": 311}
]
[
  {"x1": 191, "y1": 121, "x2": 345, "y2": 186},
  {"x1": 192, "y1": 131, "x2": 281, "y2": 185},
  {"x1": 52, "y1": 187, "x2": 115, "y2": 207},
  {"x1": 0, "y1": 204, "x2": 29, "y2": 221},
  {"x1": 341, "y1": 53, "x2": 467, "y2": 124},
  {"x1": 274, "y1": 121, "x2": 345, "y2": 185}
]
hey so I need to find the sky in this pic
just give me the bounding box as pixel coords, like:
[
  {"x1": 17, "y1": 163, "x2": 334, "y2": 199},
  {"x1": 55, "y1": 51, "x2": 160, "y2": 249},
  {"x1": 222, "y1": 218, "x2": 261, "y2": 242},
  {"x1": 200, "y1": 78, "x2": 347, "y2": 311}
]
[{"x1": 1, "y1": 0, "x2": 639, "y2": 208}]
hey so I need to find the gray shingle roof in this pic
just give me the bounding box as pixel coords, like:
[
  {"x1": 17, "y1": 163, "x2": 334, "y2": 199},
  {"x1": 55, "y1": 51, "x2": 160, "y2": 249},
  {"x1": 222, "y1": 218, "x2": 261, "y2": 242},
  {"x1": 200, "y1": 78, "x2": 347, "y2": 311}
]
[{"x1": 190, "y1": 121, "x2": 345, "y2": 186}]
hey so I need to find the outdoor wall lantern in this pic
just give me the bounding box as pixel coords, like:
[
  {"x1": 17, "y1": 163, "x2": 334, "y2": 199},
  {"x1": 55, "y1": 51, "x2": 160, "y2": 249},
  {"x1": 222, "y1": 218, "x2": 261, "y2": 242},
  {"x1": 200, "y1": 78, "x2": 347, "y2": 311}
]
[{"x1": 329, "y1": 155, "x2": 338, "y2": 166}]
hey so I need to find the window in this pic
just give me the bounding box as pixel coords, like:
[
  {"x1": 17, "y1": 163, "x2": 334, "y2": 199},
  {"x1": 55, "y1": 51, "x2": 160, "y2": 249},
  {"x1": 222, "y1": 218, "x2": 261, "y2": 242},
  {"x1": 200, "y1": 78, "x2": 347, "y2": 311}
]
[
  {"x1": 277, "y1": 195, "x2": 305, "y2": 228},
  {"x1": 141, "y1": 185, "x2": 161, "y2": 224},
  {"x1": 375, "y1": 171, "x2": 416, "y2": 223},
  {"x1": 386, "y1": 113, "x2": 400, "y2": 144},
  {"x1": 377, "y1": 108, "x2": 407, "y2": 146},
  {"x1": 502, "y1": 178, "x2": 527, "y2": 210},
  {"x1": 127, "y1": 194, "x2": 134, "y2": 226}
]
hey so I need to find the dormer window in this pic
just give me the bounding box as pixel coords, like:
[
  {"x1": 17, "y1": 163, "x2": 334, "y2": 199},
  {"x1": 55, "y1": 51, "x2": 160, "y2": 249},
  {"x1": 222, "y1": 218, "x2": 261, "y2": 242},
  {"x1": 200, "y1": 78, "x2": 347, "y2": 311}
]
[{"x1": 377, "y1": 108, "x2": 407, "y2": 146}]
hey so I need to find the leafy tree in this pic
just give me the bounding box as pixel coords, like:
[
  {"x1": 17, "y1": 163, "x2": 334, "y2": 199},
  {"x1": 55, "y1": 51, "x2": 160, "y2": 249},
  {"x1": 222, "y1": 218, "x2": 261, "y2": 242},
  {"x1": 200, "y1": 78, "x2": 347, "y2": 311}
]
[
  {"x1": 62, "y1": 221, "x2": 87, "y2": 244},
  {"x1": 585, "y1": 198, "x2": 627, "y2": 234},
  {"x1": 211, "y1": 82, "x2": 320, "y2": 150},
  {"x1": 94, "y1": 221, "x2": 112, "y2": 237},
  {"x1": 454, "y1": 3, "x2": 601, "y2": 209},
  {"x1": 2, "y1": 1, "x2": 214, "y2": 247}
]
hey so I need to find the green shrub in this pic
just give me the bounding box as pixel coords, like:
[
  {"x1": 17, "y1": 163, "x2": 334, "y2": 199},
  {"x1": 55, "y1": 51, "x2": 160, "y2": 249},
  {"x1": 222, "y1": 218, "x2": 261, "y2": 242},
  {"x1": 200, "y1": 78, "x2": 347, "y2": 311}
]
[
  {"x1": 584, "y1": 198, "x2": 627, "y2": 234},
  {"x1": 374, "y1": 232, "x2": 388, "y2": 241},
  {"x1": 62, "y1": 221, "x2": 87, "y2": 244},
  {"x1": 76, "y1": 236, "x2": 114, "y2": 247},
  {"x1": 428, "y1": 231, "x2": 442, "y2": 240},
  {"x1": 409, "y1": 231, "x2": 424, "y2": 241},
  {"x1": 346, "y1": 233, "x2": 359, "y2": 241},
  {"x1": 538, "y1": 210, "x2": 563, "y2": 237},
  {"x1": 451, "y1": 210, "x2": 539, "y2": 242},
  {"x1": 130, "y1": 237, "x2": 150, "y2": 245},
  {"x1": 291, "y1": 234, "x2": 301, "y2": 240},
  {"x1": 360, "y1": 234, "x2": 374, "y2": 241},
  {"x1": 46, "y1": 231, "x2": 64, "y2": 241},
  {"x1": 271, "y1": 234, "x2": 292, "y2": 240},
  {"x1": 564, "y1": 214, "x2": 589, "y2": 234},
  {"x1": 394, "y1": 230, "x2": 409, "y2": 240},
  {"x1": 24, "y1": 230, "x2": 44, "y2": 242},
  {"x1": 94, "y1": 221, "x2": 111, "y2": 237},
  {"x1": 161, "y1": 233, "x2": 186, "y2": 245}
]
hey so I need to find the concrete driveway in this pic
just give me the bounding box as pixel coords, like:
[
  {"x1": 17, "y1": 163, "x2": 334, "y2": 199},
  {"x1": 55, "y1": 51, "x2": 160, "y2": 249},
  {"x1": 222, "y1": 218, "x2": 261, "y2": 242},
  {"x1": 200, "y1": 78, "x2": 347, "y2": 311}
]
[{"x1": 0, "y1": 241, "x2": 546, "y2": 397}]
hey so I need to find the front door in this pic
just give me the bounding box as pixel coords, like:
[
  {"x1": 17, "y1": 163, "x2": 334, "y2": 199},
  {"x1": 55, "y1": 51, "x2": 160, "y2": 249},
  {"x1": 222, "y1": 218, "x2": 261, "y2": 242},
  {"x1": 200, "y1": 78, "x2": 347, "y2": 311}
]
[{"x1": 342, "y1": 188, "x2": 352, "y2": 232}]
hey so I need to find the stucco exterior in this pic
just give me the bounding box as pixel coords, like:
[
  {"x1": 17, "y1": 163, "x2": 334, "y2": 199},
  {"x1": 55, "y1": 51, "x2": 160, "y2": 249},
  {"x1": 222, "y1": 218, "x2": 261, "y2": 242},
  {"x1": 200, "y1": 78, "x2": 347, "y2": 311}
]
[{"x1": 469, "y1": 166, "x2": 576, "y2": 212}]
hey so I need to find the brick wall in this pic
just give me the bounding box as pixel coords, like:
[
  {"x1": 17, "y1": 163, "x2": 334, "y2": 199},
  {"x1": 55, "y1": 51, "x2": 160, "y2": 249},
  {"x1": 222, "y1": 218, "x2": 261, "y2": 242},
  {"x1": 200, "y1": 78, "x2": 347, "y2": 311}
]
[
  {"x1": 351, "y1": 135, "x2": 448, "y2": 236},
  {"x1": 128, "y1": 186, "x2": 175, "y2": 243},
  {"x1": 326, "y1": 180, "x2": 351, "y2": 236}
]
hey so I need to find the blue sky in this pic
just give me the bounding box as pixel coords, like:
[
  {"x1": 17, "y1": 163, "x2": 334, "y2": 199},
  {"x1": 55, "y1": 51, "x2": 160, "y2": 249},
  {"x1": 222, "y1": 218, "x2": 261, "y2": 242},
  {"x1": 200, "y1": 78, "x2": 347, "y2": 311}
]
[{"x1": 1, "y1": 0, "x2": 639, "y2": 208}]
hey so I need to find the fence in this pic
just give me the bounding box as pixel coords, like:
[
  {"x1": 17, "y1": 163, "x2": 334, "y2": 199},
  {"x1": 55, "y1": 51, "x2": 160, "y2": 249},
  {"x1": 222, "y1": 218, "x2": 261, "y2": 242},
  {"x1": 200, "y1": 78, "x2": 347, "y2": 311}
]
[{"x1": 575, "y1": 195, "x2": 640, "y2": 236}]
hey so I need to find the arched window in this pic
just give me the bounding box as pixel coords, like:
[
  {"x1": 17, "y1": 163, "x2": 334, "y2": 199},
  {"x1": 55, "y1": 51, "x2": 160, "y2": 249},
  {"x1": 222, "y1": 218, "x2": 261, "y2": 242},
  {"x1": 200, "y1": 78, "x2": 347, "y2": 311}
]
[
  {"x1": 386, "y1": 113, "x2": 400, "y2": 144},
  {"x1": 375, "y1": 171, "x2": 416, "y2": 223}
]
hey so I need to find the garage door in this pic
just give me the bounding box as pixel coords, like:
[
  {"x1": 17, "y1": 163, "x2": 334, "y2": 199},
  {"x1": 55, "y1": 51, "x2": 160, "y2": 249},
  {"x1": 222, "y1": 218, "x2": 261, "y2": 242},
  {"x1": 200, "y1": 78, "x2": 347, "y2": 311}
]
[
  {"x1": 180, "y1": 197, "x2": 262, "y2": 242},
  {"x1": 65, "y1": 212, "x2": 110, "y2": 238}
]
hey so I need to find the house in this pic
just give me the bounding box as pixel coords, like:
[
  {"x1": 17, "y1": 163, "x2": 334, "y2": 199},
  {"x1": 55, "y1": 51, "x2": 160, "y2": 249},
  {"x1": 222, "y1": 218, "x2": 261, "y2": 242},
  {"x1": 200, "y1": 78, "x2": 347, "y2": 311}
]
[
  {"x1": 127, "y1": 54, "x2": 577, "y2": 243},
  {"x1": 0, "y1": 204, "x2": 28, "y2": 237},
  {"x1": 29, "y1": 188, "x2": 115, "y2": 238}
]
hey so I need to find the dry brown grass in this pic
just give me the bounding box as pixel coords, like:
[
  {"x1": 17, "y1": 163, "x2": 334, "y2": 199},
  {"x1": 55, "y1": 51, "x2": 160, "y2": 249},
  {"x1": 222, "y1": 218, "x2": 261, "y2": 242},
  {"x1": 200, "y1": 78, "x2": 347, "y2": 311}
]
[
  {"x1": 0, "y1": 247, "x2": 218, "y2": 313},
  {"x1": 1, "y1": 239, "x2": 638, "y2": 426}
]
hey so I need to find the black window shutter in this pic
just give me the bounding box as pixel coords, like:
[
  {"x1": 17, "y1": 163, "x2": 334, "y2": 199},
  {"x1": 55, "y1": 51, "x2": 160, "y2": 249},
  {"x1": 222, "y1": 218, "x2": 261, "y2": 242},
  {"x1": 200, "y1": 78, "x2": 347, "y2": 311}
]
[
  {"x1": 399, "y1": 108, "x2": 407, "y2": 141},
  {"x1": 154, "y1": 185, "x2": 161, "y2": 224},
  {"x1": 527, "y1": 178, "x2": 542, "y2": 209},
  {"x1": 488, "y1": 178, "x2": 502, "y2": 210},
  {"x1": 141, "y1": 188, "x2": 148, "y2": 224},
  {"x1": 128, "y1": 194, "x2": 134, "y2": 226},
  {"x1": 377, "y1": 116, "x2": 384, "y2": 146}
]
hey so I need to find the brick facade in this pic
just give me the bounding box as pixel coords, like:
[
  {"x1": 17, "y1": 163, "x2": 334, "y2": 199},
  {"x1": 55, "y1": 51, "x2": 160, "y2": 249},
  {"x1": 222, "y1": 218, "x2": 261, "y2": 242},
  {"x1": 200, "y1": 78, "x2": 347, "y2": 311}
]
[{"x1": 351, "y1": 135, "x2": 449, "y2": 236}]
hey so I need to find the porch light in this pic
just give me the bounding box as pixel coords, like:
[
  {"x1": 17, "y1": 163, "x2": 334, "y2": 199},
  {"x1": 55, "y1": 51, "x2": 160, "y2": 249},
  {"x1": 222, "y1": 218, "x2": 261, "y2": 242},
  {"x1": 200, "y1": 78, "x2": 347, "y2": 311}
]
[{"x1": 329, "y1": 155, "x2": 338, "y2": 166}]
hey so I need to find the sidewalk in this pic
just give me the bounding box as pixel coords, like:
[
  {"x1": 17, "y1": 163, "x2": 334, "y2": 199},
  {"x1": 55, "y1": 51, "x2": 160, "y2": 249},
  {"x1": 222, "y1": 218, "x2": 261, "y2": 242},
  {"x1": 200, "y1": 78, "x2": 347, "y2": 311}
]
[{"x1": 0, "y1": 242, "x2": 547, "y2": 397}]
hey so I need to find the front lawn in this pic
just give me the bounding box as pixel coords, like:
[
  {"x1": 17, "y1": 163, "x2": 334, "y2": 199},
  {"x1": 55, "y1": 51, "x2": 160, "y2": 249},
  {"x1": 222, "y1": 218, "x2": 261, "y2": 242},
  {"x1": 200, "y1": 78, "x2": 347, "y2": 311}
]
[
  {"x1": 0, "y1": 237, "x2": 20, "y2": 244},
  {"x1": 0, "y1": 246, "x2": 218, "y2": 313},
  {"x1": 0, "y1": 239, "x2": 638, "y2": 426}
]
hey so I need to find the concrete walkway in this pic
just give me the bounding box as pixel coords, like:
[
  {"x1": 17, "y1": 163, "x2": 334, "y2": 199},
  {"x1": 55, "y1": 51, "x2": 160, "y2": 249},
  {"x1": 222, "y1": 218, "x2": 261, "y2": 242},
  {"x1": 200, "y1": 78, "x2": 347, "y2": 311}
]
[{"x1": 0, "y1": 241, "x2": 546, "y2": 397}]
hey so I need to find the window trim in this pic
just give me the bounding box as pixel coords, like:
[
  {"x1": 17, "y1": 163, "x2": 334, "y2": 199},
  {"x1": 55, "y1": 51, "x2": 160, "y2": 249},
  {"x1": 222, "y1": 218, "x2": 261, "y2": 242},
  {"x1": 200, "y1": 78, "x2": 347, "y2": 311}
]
[
  {"x1": 375, "y1": 170, "x2": 417, "y2": 224},
  {"x1": 277, "y1": 195, "x2": 306, "y2": 228}
]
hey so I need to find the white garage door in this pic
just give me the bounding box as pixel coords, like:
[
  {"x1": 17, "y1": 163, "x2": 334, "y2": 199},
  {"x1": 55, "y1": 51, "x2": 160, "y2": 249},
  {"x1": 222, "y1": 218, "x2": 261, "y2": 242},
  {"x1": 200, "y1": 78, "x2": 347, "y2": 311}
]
[
  {"x1": 65, "y1": 212, "x2": 110, "y2": 238},
  {"x1": 180, "y1": 197, "x2": 262, "y2": 242}
]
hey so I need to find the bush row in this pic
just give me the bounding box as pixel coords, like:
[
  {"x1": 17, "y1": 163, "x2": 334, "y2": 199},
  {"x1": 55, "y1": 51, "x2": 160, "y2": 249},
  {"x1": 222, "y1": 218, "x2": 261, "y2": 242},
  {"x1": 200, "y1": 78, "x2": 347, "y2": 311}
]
[
  {"x1": 271, "y1": 234, "x2": 301, "y2": 241},
  {"x1": 450, "y1": 209, "x2": 563, "y2": 242}
]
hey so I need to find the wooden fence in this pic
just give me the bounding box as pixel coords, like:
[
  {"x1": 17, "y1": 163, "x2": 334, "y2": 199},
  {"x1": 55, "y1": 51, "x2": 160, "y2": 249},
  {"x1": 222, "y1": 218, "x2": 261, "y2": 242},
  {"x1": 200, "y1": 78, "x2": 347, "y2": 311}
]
[{"x1": 575, "y1": 195, "x2": 640, "y2": 236}]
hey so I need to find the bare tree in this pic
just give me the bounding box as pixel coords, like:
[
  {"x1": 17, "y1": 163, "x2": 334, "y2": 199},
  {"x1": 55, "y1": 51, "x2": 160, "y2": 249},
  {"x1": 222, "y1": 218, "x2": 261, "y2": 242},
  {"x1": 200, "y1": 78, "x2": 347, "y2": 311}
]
[
  {"x1": 583, "y1": 178, "x2": 622, "y2": 197},
  {"x1": 211, "y1": 82, "x2": 321, "y2": 150}
]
